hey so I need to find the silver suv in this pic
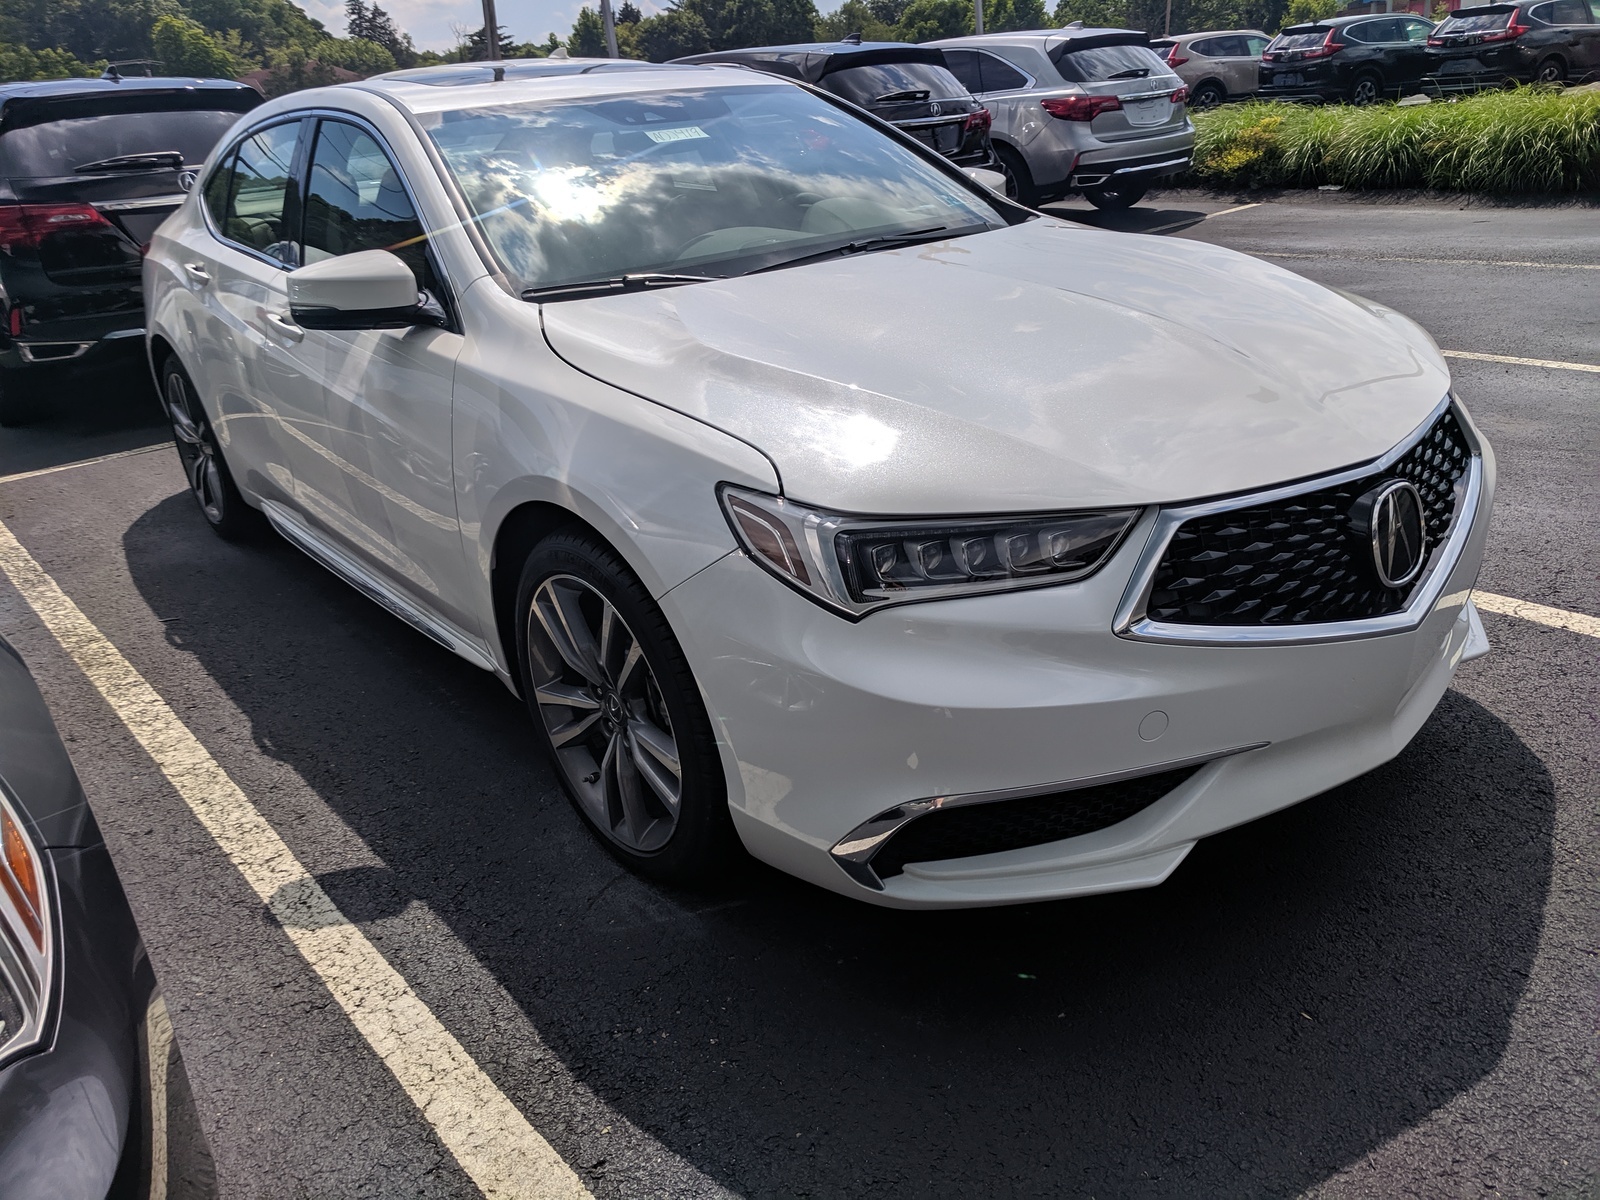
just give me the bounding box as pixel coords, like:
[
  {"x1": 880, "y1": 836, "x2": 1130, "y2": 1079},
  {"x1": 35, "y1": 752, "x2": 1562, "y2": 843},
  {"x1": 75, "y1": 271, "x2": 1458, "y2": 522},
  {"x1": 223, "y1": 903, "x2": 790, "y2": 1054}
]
[
  {"x1": 934, "y1": 27, "x2": 1194, "y2": 210},
  {"x1": 1149, "y1": 29, "x2": 1273, "y2": 108}
]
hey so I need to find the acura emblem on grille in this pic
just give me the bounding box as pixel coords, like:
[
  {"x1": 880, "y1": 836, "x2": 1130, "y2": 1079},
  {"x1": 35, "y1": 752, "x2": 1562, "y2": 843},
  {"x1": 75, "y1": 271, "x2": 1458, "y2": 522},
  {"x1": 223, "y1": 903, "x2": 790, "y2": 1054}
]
[
  {"x1": 1353, "y1": 480, "x2": 1427, "y2": 588},
  {"x1": 929, "y1": 102, "x2": 942, "y2": 116},
  {"x1": 178, "y1": 170, "x2": 197, "y2": 193}
]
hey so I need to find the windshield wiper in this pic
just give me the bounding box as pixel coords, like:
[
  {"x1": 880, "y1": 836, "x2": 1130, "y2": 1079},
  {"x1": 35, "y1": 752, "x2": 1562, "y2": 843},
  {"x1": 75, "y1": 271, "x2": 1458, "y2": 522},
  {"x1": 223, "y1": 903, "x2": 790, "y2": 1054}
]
[
  {"x1": 748, "y1": 226, "x2": 963, "y2": 275},
  {"x1": 74, "y1": 150, "x2": 186, "y2": 173},
  {"x1": 871, "y1": 89, "x2": 931, "y2": 104},
  {"x1": 520, "y1": 272, "x2": 714, "y2": 303},
  {"x1": 1105, "y1": 67, "x2": 1151, "y2": 79}
]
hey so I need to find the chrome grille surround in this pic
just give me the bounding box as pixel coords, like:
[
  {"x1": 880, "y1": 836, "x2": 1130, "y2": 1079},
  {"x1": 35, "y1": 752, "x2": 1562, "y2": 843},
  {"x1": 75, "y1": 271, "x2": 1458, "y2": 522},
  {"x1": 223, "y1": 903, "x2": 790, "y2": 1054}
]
[{"x1": 1114, "y1": 395, "x2": 1485, "y2": 646}]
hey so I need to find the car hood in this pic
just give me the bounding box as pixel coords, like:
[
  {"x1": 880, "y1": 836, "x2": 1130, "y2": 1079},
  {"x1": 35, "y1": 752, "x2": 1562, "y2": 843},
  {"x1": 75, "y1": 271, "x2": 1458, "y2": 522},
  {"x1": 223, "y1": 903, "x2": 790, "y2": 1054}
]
[{"x1": 541, "y1": 219, "x2": 1451, "y2": 513}]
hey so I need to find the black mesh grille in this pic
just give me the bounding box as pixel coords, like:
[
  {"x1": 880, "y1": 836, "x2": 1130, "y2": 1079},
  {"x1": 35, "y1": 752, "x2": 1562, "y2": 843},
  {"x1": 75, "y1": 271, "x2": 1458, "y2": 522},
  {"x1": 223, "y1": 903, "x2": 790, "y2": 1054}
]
[
  {"x1": 873, "y1": 766, "x2": 1202, "y2": 879},
  {"x1": 1146, "y1": 408, "x2": 1471, "y2": 627}
]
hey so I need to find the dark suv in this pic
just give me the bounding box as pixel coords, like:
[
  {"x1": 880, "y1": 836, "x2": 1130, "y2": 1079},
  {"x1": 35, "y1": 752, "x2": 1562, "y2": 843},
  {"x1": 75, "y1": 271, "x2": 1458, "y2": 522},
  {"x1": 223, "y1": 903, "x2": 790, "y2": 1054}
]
[
  {"x1": 1423, "y1": 0, "x2": 1600, "y2": 88},
  {"x1": 1258, "y1": 14, "x2": 1437, "y2": 104},
  {"x1": 673, "y1": 41, "x2": 996, "y2": 167},
  {"x1": 0, "y1": 76, "x2": 261, "y2": 425}
]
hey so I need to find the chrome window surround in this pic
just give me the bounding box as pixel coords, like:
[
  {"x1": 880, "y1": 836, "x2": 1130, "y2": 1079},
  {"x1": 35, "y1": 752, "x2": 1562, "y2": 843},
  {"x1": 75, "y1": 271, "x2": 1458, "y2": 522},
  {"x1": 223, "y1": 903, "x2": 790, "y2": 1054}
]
[
  {"x1": 197, "y1": 116, "x2": 311, "y2": 272},
  {"x1": 829, "y1": 742, "x2": 1266, "y2": 890},
  {"x1": 0, "y1": 782, "x2": 55, "y2": 1070},
  {"x1": 1112, "y1": 393, "x2": 1484, "y2": 647}
]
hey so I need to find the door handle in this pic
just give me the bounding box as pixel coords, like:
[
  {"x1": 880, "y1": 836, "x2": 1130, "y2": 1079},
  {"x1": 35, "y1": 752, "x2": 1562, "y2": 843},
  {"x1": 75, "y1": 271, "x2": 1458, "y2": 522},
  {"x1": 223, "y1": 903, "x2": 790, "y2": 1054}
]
[
  {"x1": 183, "y1": 262, "x2": 210, "y2": 284},
  {"x1": 265, "y1": 311, "x2": 304, "y2": 342}
]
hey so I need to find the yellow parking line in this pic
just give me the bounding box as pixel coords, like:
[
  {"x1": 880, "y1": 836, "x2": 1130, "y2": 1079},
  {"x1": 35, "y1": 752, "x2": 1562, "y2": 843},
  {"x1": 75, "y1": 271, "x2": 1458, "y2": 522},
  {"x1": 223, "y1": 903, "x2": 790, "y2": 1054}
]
[
  {"x1": 1473, "y1": 591, "x2": 1600, "y2": 639},
  {"x1": 1442, "y1": 350, "x2": 1600, "y2": 374},
  {"x1": 0, "y1": 518, "x2": 591, "y2": 1200}
]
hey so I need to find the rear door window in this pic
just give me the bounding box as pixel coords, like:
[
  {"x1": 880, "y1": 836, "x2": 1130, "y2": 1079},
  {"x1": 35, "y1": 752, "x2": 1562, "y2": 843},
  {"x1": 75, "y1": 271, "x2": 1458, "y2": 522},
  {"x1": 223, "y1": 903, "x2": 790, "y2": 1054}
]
[
  {"x1": 942, "y1": 49, "x2": 982, "y2": 93},
  {"x1": 1547, "y1": 0, "x2": 1594, "y2": 20},
  {"x1": 1244, "y1": 35, "x2": 1271, "y2": 54},
  {"x1": 0, "y1": 96, "x2": 255, "y2": 180},
  {"x1": 218, "y1": 121, "x2": 303, "y2": 266},
  {"x1": 1199, "y1": 35, "x2": 1250, "y2": 56},
  {"x1": 1054, "y1": 43, "x2": 1172, "y2": 83}
]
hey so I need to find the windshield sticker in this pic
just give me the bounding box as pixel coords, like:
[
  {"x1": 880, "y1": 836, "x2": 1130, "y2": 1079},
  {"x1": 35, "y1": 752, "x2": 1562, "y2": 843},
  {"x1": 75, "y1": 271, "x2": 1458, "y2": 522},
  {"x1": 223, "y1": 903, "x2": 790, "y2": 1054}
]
[{"x1": 645, "y1": 126, "x2": 710, "y2": 143}]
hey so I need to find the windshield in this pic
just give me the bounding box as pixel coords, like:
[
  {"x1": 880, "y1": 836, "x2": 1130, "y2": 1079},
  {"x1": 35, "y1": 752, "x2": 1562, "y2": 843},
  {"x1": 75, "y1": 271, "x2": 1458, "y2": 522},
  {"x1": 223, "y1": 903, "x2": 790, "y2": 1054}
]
[
  {"x1": 823, "y1": 61, "x2": 970, "y2": 105},
  {"x1": 1434, "y1": 9, "x2": 1515, "y2": 30},
  {"x1": 0, "y1": 103, "x2": 250, "y2": 179},
  {"x1": 422, "y1": 85, "x2": 1006, "y2": 294}
]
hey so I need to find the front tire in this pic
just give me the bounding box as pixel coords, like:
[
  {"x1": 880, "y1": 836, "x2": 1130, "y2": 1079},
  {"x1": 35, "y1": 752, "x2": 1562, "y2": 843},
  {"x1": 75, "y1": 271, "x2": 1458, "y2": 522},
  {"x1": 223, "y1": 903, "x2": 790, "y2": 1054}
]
[
  {"x1": 1082, "y1": 184, "x2": 1148, "y2": 210},
  {"x1": 161, "y1": 357, "x2": 263, "y2": 540},
  {"x1": 515, "y1": 531, "x2": 739, "y2": 885}
]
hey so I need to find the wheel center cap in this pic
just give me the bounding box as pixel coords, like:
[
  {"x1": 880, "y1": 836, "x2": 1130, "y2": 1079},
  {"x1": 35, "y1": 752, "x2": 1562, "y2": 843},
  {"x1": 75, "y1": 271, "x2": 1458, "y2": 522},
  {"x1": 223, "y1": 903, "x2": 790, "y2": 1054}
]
[{"x1": 602, "y1": 692, "x2": 624, "y2": 731}]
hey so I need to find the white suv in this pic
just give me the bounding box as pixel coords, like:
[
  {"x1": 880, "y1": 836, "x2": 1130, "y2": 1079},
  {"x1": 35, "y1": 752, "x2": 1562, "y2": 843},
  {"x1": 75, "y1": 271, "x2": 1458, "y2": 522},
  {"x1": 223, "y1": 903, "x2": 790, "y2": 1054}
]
[{"x1": 934, "y1": 27, "x2": 1194, "y2": 209}]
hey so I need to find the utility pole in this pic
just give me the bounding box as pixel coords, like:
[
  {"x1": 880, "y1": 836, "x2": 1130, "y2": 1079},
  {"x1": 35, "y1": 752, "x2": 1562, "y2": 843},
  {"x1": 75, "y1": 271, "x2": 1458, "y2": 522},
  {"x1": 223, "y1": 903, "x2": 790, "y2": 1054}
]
[
  {"x1": 1163, "y1": 0, "x2": 1172, "y2": 35},
  {"x1": 600, "y1": 0, "x2": 620, "y2": 57},
  {"x1": 974, "y1": 0, "x2": 984, "y2": 34},
  {"x1": 481, "y1": 0, "x2": 501, "y2": 58}
]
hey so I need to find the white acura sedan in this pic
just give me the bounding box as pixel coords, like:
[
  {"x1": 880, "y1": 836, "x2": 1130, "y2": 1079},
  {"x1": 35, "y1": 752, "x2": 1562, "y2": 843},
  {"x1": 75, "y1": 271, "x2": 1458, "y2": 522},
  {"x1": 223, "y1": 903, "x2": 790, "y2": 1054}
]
[{"x1": 144, "y1": 59, "x2": 1493, "y2": 908}]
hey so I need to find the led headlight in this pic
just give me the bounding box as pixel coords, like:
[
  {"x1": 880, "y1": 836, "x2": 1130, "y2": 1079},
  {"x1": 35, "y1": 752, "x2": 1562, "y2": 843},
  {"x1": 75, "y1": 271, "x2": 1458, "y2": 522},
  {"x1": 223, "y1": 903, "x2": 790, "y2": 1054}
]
[{"x1": 720, "y1": 485, "x2": 1139, "y2": 618}]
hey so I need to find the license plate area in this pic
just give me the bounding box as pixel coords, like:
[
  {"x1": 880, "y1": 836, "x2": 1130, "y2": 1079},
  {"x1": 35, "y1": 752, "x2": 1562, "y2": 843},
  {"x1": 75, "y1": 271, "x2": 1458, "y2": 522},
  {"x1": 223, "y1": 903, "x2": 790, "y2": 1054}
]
[
  {"x1": 1124, "y1": 97, "x2": 1169, "y2": 126},
  {"x1": 1273, "y1": 72, "x2": 1305, "y2": 86}
]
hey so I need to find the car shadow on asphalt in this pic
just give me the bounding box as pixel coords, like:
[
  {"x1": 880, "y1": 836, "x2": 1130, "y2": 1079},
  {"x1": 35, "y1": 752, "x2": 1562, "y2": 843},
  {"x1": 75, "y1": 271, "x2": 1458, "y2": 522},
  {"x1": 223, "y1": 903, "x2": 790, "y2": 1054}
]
[
  {"x1": 0, "y1": 364, "x2": 167, "y2": 478},
  {"x1": 1041, "y1": 203, "x2": 1213, "y2": 234},
  {"x1": 123, "y1": 492, "x2": 1556, "y2": 1199}
]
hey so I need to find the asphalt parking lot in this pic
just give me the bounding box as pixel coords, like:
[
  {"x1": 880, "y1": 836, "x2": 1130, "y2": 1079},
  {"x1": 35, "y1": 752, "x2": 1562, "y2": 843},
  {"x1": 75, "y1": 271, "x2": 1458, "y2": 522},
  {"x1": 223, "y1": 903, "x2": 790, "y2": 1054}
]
[{"x1": 0, "y1": 193, "x2": 1595, "y2": 1198}]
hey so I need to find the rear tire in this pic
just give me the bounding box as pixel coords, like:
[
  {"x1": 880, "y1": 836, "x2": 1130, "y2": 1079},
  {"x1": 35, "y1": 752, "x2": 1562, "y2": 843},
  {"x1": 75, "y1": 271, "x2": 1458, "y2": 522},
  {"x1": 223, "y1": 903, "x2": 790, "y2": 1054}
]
[
  {"x1": 994, "y1": 144, "x2": 1039, "y2": 208},
  {"x1": 160, "y1": 357, "x2": 264, "y2": 541},
  {"x1": 1535, "y1": 55, "x2": 1566, "y2": 84},
  {"x1": 1082, "y1": 184, "x2": 1148, "y2": 210},
  {"x1": 515, "y1": 530, "x2": 740, "y2": 886},
  {"x1": 1190, "y1": 80, "x2": 1227, "y2": 109},
  {"x1": 1349, "y1": 71, "x2": 1383, "y2": 105}
]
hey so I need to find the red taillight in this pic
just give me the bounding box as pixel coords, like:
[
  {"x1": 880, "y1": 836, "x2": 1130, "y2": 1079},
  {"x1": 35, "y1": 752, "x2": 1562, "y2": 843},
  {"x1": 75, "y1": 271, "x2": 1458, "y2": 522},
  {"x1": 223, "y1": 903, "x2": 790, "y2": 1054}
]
[
  {"x1": 1170, "y1": 85, "x2": 1189, "y2": 104},
  {"x1": 1482, "y1": 11, "x2": 1531, "y2": 39},
  {"x1": 964, "y1": 106, "x2": 992, "y2": 134},
  {"x1": 0, "y1": 203, "x2": 115, "y2": 253},
  {"x1": 6, "y1": 306, "x2": 21, "y2": 336},
  {"x1": 1041, "y1": 95, "x2": 1123, "y2": 121},
  {"x1": 1303, "y1": 29, "x2": 1342, "y2": 58},
  {"x1": 1166, "y1": 46, "x2": 1189, "y2": 67}
]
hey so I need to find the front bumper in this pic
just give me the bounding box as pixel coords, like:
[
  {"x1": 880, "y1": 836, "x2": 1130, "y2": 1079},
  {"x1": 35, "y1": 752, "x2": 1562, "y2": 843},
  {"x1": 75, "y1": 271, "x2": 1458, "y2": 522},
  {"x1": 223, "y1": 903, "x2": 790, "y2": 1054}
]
[{"x1": 661, "y1": 417, "x2": 1495, "y2": 909}]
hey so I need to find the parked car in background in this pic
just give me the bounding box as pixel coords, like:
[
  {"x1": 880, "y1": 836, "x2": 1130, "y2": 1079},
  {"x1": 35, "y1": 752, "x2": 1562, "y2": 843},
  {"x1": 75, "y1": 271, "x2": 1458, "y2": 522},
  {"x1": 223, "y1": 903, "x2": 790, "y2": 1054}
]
[
  {"x1": 1149, "y1": 29, "x2": 1273, "y2": 107},
  {"x1": 673, "y1": 40, "x2": 996, "y2": 167},
  {"x1": 1423, "y1": 0, "x2": 1600, "y2": 88},
  {"x1": 0, "y1": 635, "x2": 213, "y2": 1196},
  {"x1": 934, "y1": 27, "x2": 1193, "y2": 209},
  {"x1": 1258, "y1": 14, "x2": 1437, "y2": 104},
  {"x1": 0, "y1": 75, "x2": 261, "y2": 426}
]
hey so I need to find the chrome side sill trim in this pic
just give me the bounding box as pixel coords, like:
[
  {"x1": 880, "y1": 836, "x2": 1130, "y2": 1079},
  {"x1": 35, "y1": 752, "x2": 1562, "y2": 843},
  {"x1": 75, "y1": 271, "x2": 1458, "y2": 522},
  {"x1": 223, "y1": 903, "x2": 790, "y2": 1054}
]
[
  {"x1": 260, "y1": 500, "x2": 497, "y2": 673},
  {"x1": 1112, "y1": 394, "x2": 1483, "y2": 646},
  {"x1": 100, "y1": 327, "x2": 146, "y2": 341},
  {"x1": 92, "y1": 194, "x2": 186, "y2": 213},
  {"x1": 829, "y1": 742, "x2": 1268, "y2": 891}
]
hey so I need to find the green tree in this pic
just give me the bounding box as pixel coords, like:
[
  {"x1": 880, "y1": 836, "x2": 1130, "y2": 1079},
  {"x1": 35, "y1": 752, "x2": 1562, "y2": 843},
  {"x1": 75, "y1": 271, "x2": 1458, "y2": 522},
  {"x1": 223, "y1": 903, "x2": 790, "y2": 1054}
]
[
  {"x1": 815, "y1": 0, "x2": 895, "y2": 38},
  {"x1": 317, "y1": 34, "x2": 394, "y2": 73},
  {"x1": 344, "y1": 0, "x2": 415, "y2": 66},
  {"x1": 150, "y1": 13, "x2": 238, "y2": 76},
  {"x1": 568, "y1": 7, "x2": 607, "y2": 54},
  {"x1": 182, "y1": 0, "x2": 328, "y2": 61},
  {"x1": 0, "y1": 41, "x2": 103, "y2": 81},
  {"x1": 634, "y1": 8, "x2": 712, "y2": 57},
  {"x1": 617, "y1": 0, "x2": 642, "y2": 20},
  {"x1": 1051, "y1": 0, "x2": 1126, "y2": 27},
  {"x1": 259, "y1": 41, "x2": 340, "y2": 94},
  {"x1": 985, "y1": 0, "x2": 1048, "y2": 30},
  {"x1": 894, "y1": 0, "x2": 970, "y2": 40},
  {"x1": 1280, "y1": 0, "x2": 1333, "y2": 24}
]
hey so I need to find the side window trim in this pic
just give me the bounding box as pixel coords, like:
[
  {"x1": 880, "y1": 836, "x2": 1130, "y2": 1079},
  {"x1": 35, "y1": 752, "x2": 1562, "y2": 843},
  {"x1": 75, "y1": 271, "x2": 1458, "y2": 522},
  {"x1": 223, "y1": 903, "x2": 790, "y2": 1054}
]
[
  {"x1": 200, "y1": 116, "x2": 310, "y2": 271},
  {"x1": 302, "y1": 112, "x2": 459, "y2": 330}
]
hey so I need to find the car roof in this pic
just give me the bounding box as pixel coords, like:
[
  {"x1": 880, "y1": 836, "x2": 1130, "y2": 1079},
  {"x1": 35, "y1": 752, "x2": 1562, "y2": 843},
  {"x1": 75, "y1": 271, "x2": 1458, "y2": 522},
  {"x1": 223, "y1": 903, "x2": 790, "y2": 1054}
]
[
  {"x1": 1281, "y1": 12, "x2": 1426, "y2": 29},
  {"x1": 0, "y1": 76, "x2": 260, "y2": 105},
  {"x1": 1158, "y1": 28, "x2": 1270, "y2": 42},
  {"x1": 930, "y1": 27, "x2": 1151, "y2": 51},
  {"x1": 353, "y1": 60, "x2": 790, "y2": 116},
  {"x1": 673, "y1": 42, "x2": 944, "y2": 83}
]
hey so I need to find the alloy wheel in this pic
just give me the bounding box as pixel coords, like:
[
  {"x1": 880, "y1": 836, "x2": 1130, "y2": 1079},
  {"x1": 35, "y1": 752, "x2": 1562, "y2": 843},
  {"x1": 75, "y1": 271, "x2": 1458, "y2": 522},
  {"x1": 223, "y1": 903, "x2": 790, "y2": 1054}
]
[
  {"x1": 1351, "y1": 77, "x2": 1380, "y2": 105},
  {"x1": 526, "y1": 574, "x2": 682, "y2": 854},
  {"x1": 166, "y1": 371, "x2": 226, "y2": 524}
]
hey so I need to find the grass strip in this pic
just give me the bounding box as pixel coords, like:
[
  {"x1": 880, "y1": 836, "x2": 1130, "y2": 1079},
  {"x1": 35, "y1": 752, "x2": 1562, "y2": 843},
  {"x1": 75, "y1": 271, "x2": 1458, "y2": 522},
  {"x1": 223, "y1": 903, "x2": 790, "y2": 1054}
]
[{"x1": 1189, "y1": 88, "x2": 1600, "y2": 193}]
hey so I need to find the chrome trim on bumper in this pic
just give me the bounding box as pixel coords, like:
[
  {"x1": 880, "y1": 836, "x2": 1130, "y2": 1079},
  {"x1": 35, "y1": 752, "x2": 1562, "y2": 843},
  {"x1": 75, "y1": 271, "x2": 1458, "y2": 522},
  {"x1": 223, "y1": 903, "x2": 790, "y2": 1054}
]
[
  {"x1": 91, "y1": 194, "x2": 186, "y2": 213},
  {"x1": 1112, "y1": 393, "x2": 1484, "y2": 646},
  {"x1": 830, "y1": 743, "x2": 1268, "y2": 890},
  {"x1": 1072, "y1": 155, "x2": 1191, "y2": 186},
  {"x1": 16, "y1": 341, "x2": 92, "y2": 363}
]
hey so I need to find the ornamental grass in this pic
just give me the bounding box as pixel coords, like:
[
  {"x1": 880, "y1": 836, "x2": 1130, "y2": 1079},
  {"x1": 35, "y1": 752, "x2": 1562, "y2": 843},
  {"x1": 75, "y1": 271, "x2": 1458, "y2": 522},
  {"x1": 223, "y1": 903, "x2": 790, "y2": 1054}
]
[{"x1": 1189, "y1": 87, "x2": 1600, "y2": 193}]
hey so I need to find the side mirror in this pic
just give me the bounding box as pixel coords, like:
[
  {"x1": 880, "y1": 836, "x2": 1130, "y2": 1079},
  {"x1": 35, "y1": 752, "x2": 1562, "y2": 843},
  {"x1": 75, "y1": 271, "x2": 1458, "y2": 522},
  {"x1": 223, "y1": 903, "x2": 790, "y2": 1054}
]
[
  {"x1": 287, "y1": 249, "x2": 443, "y2": 330},
  {"x1": 963, "y1": 167, "x2": 1008, "y2": 194}
]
